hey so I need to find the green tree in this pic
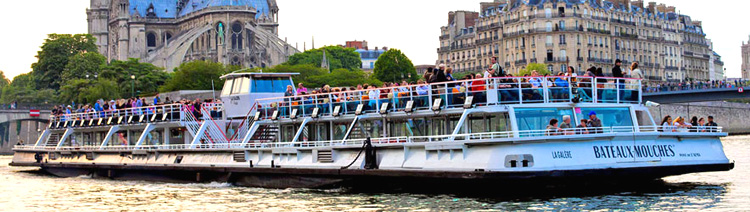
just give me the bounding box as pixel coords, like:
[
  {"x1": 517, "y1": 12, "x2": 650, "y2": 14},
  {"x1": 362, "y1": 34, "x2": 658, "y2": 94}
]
[
  {"x1": 59, "y1": 78, "x2": 120, "y2": 104},
  {"x1": 61, "y1": 52, "x2": 107, "y2": 82},
  {"x1": 261, "y1": 64, "x2": 329, "y2": 88},
  {"x1": 102, "y1": 58, "x2": 170, "y2": 98},
  {"x1": 373, "y1": 49, "x2": 418, "y2": 83},
  {"x1": 519, "y1": 63, "x2": 551, "y2": 76},
  {"x1": 308, "y1": 68, "x2": 382, "y2": 88},
  {"x1": 285, "y1": 46, "x2": 362, "y2": 71},
  {"x1": 160, "y1": 60, "x2": 237, "y2": 92},
  {"x1": 1, "y1": 73, "x2": 55, "y2": 104},
  {"x1": 31, "y1": 34, "x2": 98, "y2": 90}
]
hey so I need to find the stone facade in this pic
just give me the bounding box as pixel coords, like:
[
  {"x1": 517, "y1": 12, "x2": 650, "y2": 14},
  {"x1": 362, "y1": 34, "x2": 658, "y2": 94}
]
[
  {"x1": 87, "y1": 0, "x2": 298, "y2": 72},
  {"x1": 438, "y1": 0, "x2": 721, "y2": 82},
  {"x1": 741, "y1": 35, "x2": 750, "y2": 79}
]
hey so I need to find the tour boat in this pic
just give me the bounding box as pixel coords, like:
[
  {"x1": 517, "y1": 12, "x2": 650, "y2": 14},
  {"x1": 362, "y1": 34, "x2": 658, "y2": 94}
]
[{"x1": 9, "y1": 73, "x2": 734, "y2": 188}]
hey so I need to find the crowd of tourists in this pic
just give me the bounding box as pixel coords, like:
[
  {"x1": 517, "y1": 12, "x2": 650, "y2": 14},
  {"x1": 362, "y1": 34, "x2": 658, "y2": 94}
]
[
  {"x1": 50, "y1": 94, "x2": 221, "y2": 120},
  {"x1": 643, "y1": 79, "x2": 749, "y2": 93},
  {"x1": 660, "y1": 115, "x2": 719, "y2": 133}
]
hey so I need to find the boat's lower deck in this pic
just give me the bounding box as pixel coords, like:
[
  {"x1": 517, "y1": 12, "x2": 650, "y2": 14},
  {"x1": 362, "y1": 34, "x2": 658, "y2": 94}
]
[{"x1": 10, "y1": 132, "x2": 734, "y2": 188}]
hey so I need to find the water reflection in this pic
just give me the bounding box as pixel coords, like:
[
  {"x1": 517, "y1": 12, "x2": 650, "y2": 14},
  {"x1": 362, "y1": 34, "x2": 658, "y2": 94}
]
[{"x1": 1, "y1": 136, "x2": 747, "y2": 211}]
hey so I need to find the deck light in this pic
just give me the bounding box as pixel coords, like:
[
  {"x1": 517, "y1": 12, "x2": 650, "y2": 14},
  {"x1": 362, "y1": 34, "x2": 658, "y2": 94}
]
[
  {"x1": 463, "y1": 96, "x2": 474, "y2": 109},
  {"x1": 127, "y1": 115, "x2": 134, "y2": 124},
  {"x1": 89, "y1": 119, "x2": 95, "y2": 127},
  {"x1": 311, "y1": 107, "x2": 320, "y2": 118},
  {"x1": 379, "y1": 102, "x2": 390, "y2": 115},
  {"x1": 404, "y1": 101, "x2": 414, "y2": 113},
  {"x1": 332, "y1": 105, "x2": 341, "y2": 117},
  {"x1": 117, "y1": 116, "x2": 124, "y2": 124},
  {"x1": 271, "y1": 110, "x2": 279, "y2": 120},
  {"x1": 253, "y1": 111, "x2": 261, "y2": 121},
  {"x1": 355, "y1": 104, "x2": 364, "y2": 115},
  {"x1": 107, "y1": 117, "x2": 113, "y2": 125},
  {"x1": 432, "y1": 98, "x2": 443, "y2": 111},
  {"x1": 290, "y1": 109, "x2": 298, "y2": 119},
  {"x1": 97, "y1": 118, "x2": 104, "y2": 126}
]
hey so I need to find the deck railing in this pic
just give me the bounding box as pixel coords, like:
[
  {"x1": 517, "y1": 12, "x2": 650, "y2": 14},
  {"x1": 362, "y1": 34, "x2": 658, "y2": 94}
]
[
  {"x1": 48, "y1": 104, "x2": 186, "y2": 129},
  {"x1": 14, "y1": 126, "x2": 722, "y2": 151},
  {"x1": 254, "y1": 76, "x2": 642, "y2": 120}
]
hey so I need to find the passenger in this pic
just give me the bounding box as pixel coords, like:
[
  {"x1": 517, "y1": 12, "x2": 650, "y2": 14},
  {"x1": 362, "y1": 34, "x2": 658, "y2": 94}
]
[
  {"x1": 296, "y1": 83, "x2": 308, "y2": 94},
  {"x1": 690, "y1": 116, "x2": 699, "y2": 132},
  {"x1": 674, "y1": 116, "x2": 690, "y2": 132},
  {"x1": 706, "y1": 116, "x2": 718, "y2": 132},
  {"x1": 546, "y1": 118, "x2": 561, "y2": 136},
  {"x1": 284, "y1": 85, "x2": 295, "y2": 97},
  {"x1": 661, "y1": 115, "x2": 674, "y2": 132},
  {"x1": 587, "y1": 111, "x2": 602, "y2": 133},
  {"x1": 368, "y1": 85, "x2": 380, "y2": 110},
  {"x1": 423, "y1": 67, "x2": 434, "y2": 83},
  {"x1": 472, "y1": 74, "x2": 487, "y2": 104},
  {"x1": 697, "y1": 117, "x2": 707, "y2": 132},
  {"x1": 560, "y1": 115, "x2": 573, "y2": 135},
  {"x1": 576, "y1": 119, "x2": 589, "y2": 134}
]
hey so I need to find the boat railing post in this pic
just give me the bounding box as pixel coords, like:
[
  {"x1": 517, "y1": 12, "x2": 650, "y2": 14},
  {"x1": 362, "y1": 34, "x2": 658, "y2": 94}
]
[
  {"x1": 517, "y1": 79, "x2": 523, "y2": 104},
  {"x1": 616, "y1": 78, "x2": 621, "y2": 104},
  {"x1": 427, "y1": 84, "x2": 433, "y2": 109},
  {"x1": 542, "y1": 77, "x2": 549, "y2": 103},
  {"x1": 638, "y1": 79, "x2": 643, "y2": 104},
  {"x1": 593, "y1": 77, "x2": 598, "y2": 103}
]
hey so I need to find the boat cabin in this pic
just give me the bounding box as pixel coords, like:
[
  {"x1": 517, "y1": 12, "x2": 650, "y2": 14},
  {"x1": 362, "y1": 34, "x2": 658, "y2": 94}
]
[{"x1": 220, "y1": 72, "x2": 298, "y2": 119}]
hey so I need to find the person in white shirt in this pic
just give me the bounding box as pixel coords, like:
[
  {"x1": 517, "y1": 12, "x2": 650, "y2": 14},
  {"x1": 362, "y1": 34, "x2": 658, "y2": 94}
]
[
  {"x1": 661, "y1": 116, "x2": 675, "y2": 132},
  {"x1": 630, "y1": 62, "x2": 644, "y2": 80},
  {"x1": 368, "y1": 85, "x2": 380, "y2": 110}
]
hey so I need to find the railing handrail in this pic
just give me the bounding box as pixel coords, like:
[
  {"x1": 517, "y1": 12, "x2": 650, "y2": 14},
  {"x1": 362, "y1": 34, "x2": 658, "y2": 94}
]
[
  {"x1": 51, "y1": 103, "x2": 184, "y2": 120},
  {"x1": 16, "y1": 125, "x2": 722, "y2": 151}
]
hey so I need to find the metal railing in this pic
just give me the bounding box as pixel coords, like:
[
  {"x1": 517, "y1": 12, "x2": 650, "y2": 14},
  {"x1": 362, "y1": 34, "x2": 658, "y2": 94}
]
[
  {"x1": 253, "y1": 76, "x2": 642, "y2": 120},
  {"x1": 49, "y1": 104, "x2": 185, "y2": 128},
  {"x1": 13, "y1": 126, "x2": 723, "y2": 151}
]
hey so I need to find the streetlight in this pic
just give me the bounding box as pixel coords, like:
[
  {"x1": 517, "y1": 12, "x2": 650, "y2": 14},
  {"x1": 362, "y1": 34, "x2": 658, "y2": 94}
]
[{"x1": 131, "y1": 75, "x2": 136, "y2": 98}]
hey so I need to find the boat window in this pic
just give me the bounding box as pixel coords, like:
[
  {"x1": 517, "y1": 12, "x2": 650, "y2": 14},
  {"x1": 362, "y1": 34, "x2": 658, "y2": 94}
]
[
  {"x1": 515, "y1": 108, "x2": 574, "y2": 132},
  {"x1": 427, "y1": 117, "x2": 446, "y2": 136},
  {"x1": 635, "y1": 110, "x2": 653, "y2": 127},
  {"x1": 468, "y1": 113, "x2": 510, "y2": 134},
  {"x1": 574, "y1": 107, "x2": 633, "y2": 128},
  {"x1": 332, "y1": 122, "x2": 349, "y2": 140},
  {"x1": 304, "y1": 123, "x2": 330, "y2": 141},
  {"x1": 389, "y1": 118, "x2": 428, "y2": 137},
  {"x1": 231, "y1": 77, "x2": 246, "y2": 94},
  {"x1": 280, "y1": 124, "x2": 296, "y2": 142},
  {"x1": 350, "y1": 119, "x2": 383, "y2": 139},
  {"x1": 251, "y1": 77, "x2": 293, "y2": 93},
  {"x1": 222, "y1": 79, "x2": 234, "y2": 96}
]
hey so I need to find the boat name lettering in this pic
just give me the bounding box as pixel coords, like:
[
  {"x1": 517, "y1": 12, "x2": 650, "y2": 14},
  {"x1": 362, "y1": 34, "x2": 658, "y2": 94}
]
[
  {"x1": 552, "y1": 151, "x2": 573, "y2": 159},
  {"x1": 593, "y1": 145, "x2": 676, "y2": 159}
]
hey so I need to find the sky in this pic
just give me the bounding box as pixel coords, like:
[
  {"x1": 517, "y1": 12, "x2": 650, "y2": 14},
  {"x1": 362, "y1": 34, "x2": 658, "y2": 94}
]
[{"x1": 0, "y1": 0, "x2": 747, "y2": 81}]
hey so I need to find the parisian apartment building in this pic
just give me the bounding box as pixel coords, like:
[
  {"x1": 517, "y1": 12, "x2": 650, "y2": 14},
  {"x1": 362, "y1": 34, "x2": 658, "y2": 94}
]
[{"x1": 437, "y1": 0, "x2": 724, "y2": 82}]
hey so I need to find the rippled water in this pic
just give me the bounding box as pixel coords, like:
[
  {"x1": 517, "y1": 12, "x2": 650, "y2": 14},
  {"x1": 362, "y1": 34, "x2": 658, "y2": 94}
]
[{"x1": 1, "y1": 136, "x2": 748, "y2": 211}]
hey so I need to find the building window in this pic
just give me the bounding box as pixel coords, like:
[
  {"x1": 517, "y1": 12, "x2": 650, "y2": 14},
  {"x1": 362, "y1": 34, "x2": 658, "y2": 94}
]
[{"x1": 147, "y1": 32, "x2": 157, "y2": 47}]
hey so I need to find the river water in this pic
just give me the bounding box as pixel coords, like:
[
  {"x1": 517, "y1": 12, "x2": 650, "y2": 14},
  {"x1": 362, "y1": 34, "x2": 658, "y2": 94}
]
[{"x1": 1, "y1": 136, "x2": 748, "y2": 211}]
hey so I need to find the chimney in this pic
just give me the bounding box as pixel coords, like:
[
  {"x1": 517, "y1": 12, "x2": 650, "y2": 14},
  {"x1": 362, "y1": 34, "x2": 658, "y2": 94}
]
[
  {"x1": 632, "y1": 0, "x2": 644, "y2": 8},
  {"x1": 648, "y1": 2, "x2": 656, "y2": 12},
  {"x1": 656, "y1": 4, "x2": 666, "y2": 13}
]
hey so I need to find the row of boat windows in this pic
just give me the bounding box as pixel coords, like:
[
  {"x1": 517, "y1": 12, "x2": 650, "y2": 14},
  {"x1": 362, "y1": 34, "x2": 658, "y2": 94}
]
[
  {"x1": 221, "y1": 77, "x2": 293, "y2": 95},
  {"x1": 275, "y1": 107, "x2": 636, "y2": 142},
  {"x1": 278, "y1": 114, "x2": 511, "y2": 142},
  {"x1": 515, "y1": 107, "x2": 634, "y2": 131}
]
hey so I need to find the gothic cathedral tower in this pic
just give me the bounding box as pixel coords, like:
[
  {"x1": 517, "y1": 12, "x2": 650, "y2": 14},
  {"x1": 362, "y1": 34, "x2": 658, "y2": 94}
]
[{"x1": 86, "y1": 0, "x2": 110, "y2": 59}]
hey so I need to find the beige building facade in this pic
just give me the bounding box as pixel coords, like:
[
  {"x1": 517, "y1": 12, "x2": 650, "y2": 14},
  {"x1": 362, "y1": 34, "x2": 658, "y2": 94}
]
[
  {"x1": 87, "y1": 0, "x2": 298, "y2": 72},
  {"x1": 438, "y1": 0, "x2": 720, "y2": 82}
]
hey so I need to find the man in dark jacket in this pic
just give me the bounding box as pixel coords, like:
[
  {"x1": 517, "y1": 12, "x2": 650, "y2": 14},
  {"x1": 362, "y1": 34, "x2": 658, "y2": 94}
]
[{"x1": 612, "y1": 59, "x2": 624, "y2": 89}]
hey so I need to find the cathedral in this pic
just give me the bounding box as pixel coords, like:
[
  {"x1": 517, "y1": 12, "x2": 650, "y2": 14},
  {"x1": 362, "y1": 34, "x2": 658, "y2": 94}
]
[{"x1": 86, "y1": 0, "x2": 299, "y2": 71}]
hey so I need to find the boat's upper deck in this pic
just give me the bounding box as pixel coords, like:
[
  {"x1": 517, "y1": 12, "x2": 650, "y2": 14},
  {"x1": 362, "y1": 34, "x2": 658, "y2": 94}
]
[{"x1": 253, "y1": 76, "x2": 642, "y2": 120}]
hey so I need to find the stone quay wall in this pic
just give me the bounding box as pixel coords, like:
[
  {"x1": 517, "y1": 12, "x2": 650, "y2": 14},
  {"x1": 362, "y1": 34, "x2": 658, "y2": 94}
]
[{"x1": 649, "y1": 101, "x2": 750, "y2": 135}]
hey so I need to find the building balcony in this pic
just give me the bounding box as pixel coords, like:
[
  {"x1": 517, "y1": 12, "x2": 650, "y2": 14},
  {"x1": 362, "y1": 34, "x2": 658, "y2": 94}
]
[
  {"x1": 514, "y1": 59, "x2": 527, "y2": 65},
  {"x1": 546, "y1": 57, "x2": 568, "y2": 63}
]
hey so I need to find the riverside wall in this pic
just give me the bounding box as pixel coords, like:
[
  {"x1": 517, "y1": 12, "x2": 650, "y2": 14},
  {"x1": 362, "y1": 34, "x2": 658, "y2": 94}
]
[{"x1": 648, "y1": 101, "x2": 750, "y2": 135}]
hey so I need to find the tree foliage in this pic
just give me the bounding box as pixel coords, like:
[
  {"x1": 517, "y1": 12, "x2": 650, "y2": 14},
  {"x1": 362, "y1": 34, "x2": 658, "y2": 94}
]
[
  {"x1": 373, "y1": 49, "x2": 418, "y2": 83},
  {"x1": 102, "y1": 58, "x2": 170, "y2": 98},
  {"x1": 260, "y1": 64, "x2": 381, "y2": 88},
  {"x1": 62, "y1": 52, "x2": 107, "y2": 82},
  {"x1": 0, "y1": 74, "x2": 55, "y2": 104},
  {"x1": 59, "y1": 78, "x2": 120, "y2": 104},
  {"x1": 519, "y1": 63, "x2": 551, "y2": 76},
  {"x1": 160, "y1": 60, "x2": 238, "y2": 92},
  {"x1": 31, "y1": 34, "x2": 97, "y2": 90},
  {"x1": 285, "y1": 46, "x2": 362, "y2": 71}
]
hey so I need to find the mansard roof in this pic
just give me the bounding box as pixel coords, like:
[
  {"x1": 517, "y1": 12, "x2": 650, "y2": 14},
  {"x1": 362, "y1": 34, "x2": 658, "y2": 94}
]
[{"x1": 129, "y1": 0, "x2": 272, "y2": 19}]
